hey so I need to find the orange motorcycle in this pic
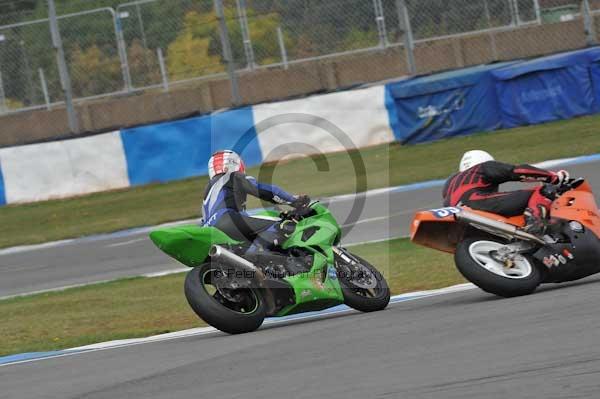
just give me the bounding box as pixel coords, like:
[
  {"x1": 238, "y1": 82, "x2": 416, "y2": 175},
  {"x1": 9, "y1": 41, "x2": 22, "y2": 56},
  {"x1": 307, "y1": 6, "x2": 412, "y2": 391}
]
[{"x1": 411, "y1": 178, "x2": 600, "y2": 297}]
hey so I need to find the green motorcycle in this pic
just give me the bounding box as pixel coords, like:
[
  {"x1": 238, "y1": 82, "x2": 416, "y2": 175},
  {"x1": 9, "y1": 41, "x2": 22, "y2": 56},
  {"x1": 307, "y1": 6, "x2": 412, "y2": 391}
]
[{"x1": 149, "y1": 202, "x2": 390, "y2": 334}]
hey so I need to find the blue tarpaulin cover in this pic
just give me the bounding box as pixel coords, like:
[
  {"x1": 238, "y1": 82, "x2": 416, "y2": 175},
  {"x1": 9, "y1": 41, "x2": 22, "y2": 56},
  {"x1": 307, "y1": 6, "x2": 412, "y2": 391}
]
[
  {"x1": 493, "y1": 49, "x2": 597, "y2": 127},
  {"x1": 120, "y1": 108, "x2": 262, "y2": 186},
  {"x1": 386, "y1": 62, "x2": 515, "y2": 144}
]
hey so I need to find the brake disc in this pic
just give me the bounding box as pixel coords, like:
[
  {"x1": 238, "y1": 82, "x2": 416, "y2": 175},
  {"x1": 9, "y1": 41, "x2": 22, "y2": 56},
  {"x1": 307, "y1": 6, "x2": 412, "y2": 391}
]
[
  {"x1": 348, "y1": 264, "x2": 378, "y2": 289},
  {"x1": 211, "y1": 270, "x2": 246, "y2": 302}
]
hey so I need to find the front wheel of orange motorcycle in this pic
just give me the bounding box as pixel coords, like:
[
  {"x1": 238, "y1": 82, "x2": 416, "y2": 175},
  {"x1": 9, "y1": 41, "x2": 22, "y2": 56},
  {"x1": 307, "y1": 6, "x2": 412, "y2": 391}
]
[{"x1": 455, "y1": 237, "x2": 543, "y2": 298}]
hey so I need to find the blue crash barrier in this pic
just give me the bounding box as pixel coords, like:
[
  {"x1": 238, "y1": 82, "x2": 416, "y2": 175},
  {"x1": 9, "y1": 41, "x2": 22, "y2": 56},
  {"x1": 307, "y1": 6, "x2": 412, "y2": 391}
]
[
  {"x1": 3, "y1": 47, "x2": 600, "y2": 206},
  {"x1": 492, "y1": 48, "x2": 600, "y2": 128},
  {"x1": 386, "y1": 62, "x2": 516, "y2": 144},
  {"x1": 120, "y1": 107, "x2": 263, "y2": 186}
]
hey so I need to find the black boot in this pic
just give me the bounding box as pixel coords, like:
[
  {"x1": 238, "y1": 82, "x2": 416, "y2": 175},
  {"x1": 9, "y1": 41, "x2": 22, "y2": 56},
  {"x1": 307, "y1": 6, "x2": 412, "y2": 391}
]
[
  {"x1": 523, "y1": 205, "x2": 548, "y2": 236},
  {"x1": 248, "y1": 222, "x2": 293, "y2": 253}
]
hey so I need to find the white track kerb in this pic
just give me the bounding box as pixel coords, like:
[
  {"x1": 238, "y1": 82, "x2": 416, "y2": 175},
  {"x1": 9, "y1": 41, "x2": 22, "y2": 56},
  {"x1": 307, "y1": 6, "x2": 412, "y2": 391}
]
[{"x1": 0, "y1": 283, "x2": 476, "y2": 368}]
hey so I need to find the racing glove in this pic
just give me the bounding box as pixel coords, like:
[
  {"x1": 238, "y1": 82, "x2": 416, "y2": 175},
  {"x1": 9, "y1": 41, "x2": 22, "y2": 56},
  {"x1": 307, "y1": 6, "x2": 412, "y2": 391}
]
[{"x1": 291, "y1": 194, "x2": 311, "y2": 209}]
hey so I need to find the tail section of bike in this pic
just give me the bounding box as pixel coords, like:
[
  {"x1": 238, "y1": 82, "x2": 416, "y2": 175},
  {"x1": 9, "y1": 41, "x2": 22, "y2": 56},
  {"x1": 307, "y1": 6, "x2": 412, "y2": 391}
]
[
  {"x1": 411, "y1": 206, "x2": 465, "y2": 254},
  {"x1": 149, "y1": 225, "x2": 240, "y2": 268},
  {"x1": 411, "y1": 206, "x2": 526, "y2": 254}
]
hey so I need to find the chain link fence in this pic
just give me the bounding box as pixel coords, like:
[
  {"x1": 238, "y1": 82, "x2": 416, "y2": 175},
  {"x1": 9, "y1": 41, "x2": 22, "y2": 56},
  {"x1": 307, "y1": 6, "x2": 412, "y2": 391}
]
[
  {"x1": 0, "y1": 0, "x2": 598, "y2": 143},
  {"x1": 0, "y1": 13, "x2": 56, "y2": 113},
  {"x1": 405, "y1": 0, "x2": 586, "y2": 73}
]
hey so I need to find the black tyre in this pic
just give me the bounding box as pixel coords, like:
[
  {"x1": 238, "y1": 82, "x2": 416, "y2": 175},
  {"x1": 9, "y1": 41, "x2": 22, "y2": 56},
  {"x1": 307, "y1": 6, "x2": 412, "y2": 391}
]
[
  {"x1": 455, "y1": 237, "x2": 543, "y2": 298},
  {"x1": 335, "y1": 251, "x2": 390, "y2": 312},
  {"x1": 184, "y1": 263, "x2": 266, "y2": 334}
]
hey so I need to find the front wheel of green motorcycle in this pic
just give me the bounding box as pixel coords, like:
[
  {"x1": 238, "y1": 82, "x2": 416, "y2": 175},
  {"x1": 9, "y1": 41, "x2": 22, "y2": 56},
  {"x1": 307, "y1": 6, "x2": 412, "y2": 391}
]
[
  {"x1": 184, "y1": 263, "x2": 266, "y2": 334},
  {"x1": 335, "y1": 252, "x2": 390, "y2": 312}
]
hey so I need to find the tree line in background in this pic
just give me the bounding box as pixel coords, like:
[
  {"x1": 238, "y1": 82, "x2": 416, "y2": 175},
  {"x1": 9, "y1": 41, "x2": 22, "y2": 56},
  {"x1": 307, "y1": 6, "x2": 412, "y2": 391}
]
[{"x1": 0, "y1": 0, "x2": 538, "y2": 108}]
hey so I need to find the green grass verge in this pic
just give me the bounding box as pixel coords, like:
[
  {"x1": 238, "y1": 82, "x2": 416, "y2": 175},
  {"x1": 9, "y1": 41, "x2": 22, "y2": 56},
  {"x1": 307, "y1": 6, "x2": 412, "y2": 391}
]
[
  {"x1": 0, "y1": 238, "x2": 463, "y2": 357},
  {"x1": 1, "y1": 115, "x2": 600, "y2": 248}
]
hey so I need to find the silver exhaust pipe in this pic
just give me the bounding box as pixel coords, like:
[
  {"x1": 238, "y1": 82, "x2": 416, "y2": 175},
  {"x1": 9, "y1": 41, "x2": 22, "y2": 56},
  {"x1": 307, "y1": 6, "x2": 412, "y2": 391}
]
[
  {"x1": 209, "y1": 245, "x2": 266, "y2": 281},
  {"x1": 209, "y1": 245, "x2": 275, "y2": 313},
  {"x1": 455, "y1": 210, "x2": 546, "y2": 245}
]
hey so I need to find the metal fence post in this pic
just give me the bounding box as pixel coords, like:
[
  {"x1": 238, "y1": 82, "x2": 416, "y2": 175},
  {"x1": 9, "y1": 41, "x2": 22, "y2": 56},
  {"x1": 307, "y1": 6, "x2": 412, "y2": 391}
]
[
  {"x1": 510, "y1": 0, "x2": 522, "y2": 25},
  {"x1": 113, "y1": 9, "x2": 133, "y2": 92},
  {"x1": 508, "y1": 0, "x2": 517, "y2": 25},
  {"x1": 276, "y1": 26, "x2": 289, "y2": 69},
  {"x1": 215, "y1": 0, "x2": 241, "y2": 106},
  {"x1": 48, "y1": 0, "x2": 79, "y2": 133},
  {"x1": 157, "y1": 48, "x2": 169, "y2": 91},
  {"x1": 373, "y1": 0, "x2": 389, "y2": 48},
  {"x1": 582, "y1": 0, "x2": 597, "y2": 46},
  {"x1": 236, "y1": 0, "x2": 256, "y2": 70},
  {"x1": 533, "y1": 0, "x2": 542, "y2": 24},
  {"x1": 39, "y1": 68, "x2": 51, "y2": 110},
  {"x1": 396, "y1": 0, "x2": 416, "y2": 75}
]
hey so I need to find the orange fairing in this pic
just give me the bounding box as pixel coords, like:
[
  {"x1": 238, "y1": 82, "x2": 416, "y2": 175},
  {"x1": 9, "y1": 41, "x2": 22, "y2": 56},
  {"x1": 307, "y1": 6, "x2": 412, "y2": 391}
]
[
  {"x1": 551, "y1": 181, "x2": 600, "y2": 237},
  {"x1": 411, "y1": 210, "x2": 461, "y2": 254},
  {"x1": 411, "y1": 182, "x2": 600, "y2": 255},
  {"x1": 411, "y1": 207, "x2": 526, "y2": 254}
]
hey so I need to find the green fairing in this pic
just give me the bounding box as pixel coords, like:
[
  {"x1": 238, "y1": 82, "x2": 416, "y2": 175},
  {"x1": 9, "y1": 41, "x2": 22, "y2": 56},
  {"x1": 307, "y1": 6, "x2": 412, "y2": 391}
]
[
  {"x1": 149, "y1": 203, "x2": 345, "y2": 317},
  {"x1": 149, "y1": 225, "x2": 241, "y2": 267},
  {"x1": 276, "y1": 251, "x2": 344, "y2": 316},
  {"x1": 279, "y1": 203, "x2": 344, "y2": 314},
  {"x1": 282, "y1": 204, "x2": 341, "y2": 250}
]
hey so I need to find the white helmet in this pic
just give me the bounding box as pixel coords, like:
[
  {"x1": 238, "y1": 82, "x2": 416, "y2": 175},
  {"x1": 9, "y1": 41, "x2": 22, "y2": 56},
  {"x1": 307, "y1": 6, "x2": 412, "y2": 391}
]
[
  {"x1": 208, "y1": 150, "x2": 246, "y2": 179},
  {"x1": 459, "y1": 150, "x2": 494, "y2": 172}
]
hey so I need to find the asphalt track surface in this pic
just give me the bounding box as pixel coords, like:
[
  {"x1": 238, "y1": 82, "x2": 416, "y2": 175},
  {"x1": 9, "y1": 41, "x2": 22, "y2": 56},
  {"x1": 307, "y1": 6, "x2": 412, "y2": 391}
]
[
  {"x1": 2, "y1": 276, "x2": 600, "y2": 399},
  {"x1": 0, "y1": 159, "x2": 599, "y2": 298},
  {"x1": 1, "y1": 157, "x2": 600, "y2": 398}
]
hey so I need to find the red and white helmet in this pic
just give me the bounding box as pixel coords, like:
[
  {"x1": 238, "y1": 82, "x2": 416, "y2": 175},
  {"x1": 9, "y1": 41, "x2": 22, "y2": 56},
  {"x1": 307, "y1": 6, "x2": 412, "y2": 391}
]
[{"x1": 208, "y1": 150, "x2": 245, "y2": 179}]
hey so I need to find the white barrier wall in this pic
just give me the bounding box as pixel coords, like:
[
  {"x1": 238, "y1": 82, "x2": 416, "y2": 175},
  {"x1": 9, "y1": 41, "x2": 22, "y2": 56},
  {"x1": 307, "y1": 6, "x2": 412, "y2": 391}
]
[
  {"x1": 0, "y1": 48, "x2": 595, "y2": 206},
  {"x1": 0, "y1": 131, "x2": 129, "y2": 203},
  {"x1": 253, "y1": 85, "x2": 395, "y2": 162},
  {"x1": 0, "y1": 85, "x2": 396, "y2": 205}
]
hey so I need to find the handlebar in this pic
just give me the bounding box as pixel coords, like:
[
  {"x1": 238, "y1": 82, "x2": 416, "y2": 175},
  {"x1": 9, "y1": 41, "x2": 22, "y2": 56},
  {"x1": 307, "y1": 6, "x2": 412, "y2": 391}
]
[
  {"x1": 280, "y1": 201, "x2": 317, "y2": 221},
  {"x1": 557, "y1": 177, "x2": 585, "y2": 194}
]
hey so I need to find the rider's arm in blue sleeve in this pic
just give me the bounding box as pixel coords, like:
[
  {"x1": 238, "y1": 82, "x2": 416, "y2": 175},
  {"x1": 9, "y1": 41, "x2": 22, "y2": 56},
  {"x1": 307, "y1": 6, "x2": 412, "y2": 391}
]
[{"x1": 234, "y1": 172, "x2": 296, "y2": 205}]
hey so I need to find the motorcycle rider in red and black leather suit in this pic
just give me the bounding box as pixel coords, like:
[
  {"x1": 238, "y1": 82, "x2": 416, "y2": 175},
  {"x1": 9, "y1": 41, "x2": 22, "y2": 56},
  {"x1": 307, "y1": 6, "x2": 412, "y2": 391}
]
[{"x1": 443, "y1": 150, "x2": 570, "y2": 234}]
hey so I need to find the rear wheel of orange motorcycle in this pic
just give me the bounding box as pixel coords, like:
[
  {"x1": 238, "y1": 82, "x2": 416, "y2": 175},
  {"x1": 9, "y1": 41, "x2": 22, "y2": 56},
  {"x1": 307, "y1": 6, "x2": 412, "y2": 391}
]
[{"x1": 455, "y1": 237, "x2": 543, "y2": 298}]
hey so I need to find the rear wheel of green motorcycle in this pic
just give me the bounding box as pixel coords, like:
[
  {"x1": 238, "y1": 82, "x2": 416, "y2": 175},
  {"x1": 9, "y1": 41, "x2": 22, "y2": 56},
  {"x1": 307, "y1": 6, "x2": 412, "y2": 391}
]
[
  {"x1": 184, "y1": 263, "x2": 266, "y2": 334},
  {"x1": 336, "y1": 252, "x2": 390, "y2": 312}
]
